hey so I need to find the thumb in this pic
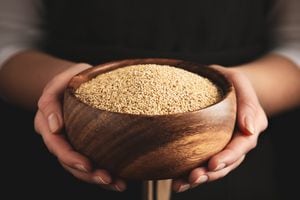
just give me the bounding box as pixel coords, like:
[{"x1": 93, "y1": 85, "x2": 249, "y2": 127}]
[
  {"x1": 37, "y1": 94, "x2": 63, "y2": 134},
  {"x1": 37, "y1": 63, "x2": 92, "y2": 133},
  {"x1": 227, "y1": 71, "x2": 263, "y2": 135},
  {"x1": 210, "y1": 65, "x2": 266, "y2": 135}
]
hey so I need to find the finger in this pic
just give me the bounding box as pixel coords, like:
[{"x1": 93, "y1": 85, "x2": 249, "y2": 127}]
[
  {"x1": 92, "y1": 169, "x2": 113, "y2": 185},
  {"x1": 61, "y1": 163, "x2": 125, "y2": 192},
  {"x1": 190, "y1": 155, "x2": 245, "y2": 189},
  {"x1": 94, "y1": 178, "x2": 126, "y2": 192},
  {"x1": 206, "y1": 155, "x2": 245, "y2": 182},
  {"x1": 173, "y1": 132, "x2": 251, "y2": 191},
  {"x1": 210, "y1": 65, "x2": 268, "y2": 135},
  {"x1": 37, "y1": 63, "x2": 91, "y2": 133},
  {"x1": 229, "y1": 72, "x2": 265, "y2": 135},
  {"x1": 61, "y1": 163, "x2": 113, "y2": 187},
  {"x1": 93, "y1": 169, "x2": 126, "y2": 192},
  {"x1": 34, "y1": 110, "x2": 43, "y2": 135},
  {"x1": 188, "y1": 167, "x2": 208, "y2": 186},
  {"x1": 60, "y1": 162, "x2": 95, "y2": 184},
  {"x1": 37, "y1": 91, "x2": 63, "y2": 134},
  {"x1": 44, "y1": 133, "x2": 92, "y2": 172},
  {"x1": 172, "y1": 179, "x2": 190, "y2": 193},
  {"x1": 208, "y1": 132, "x2": 258, "y2": 171},
  {"x1": 36, "y1": 111, "x2": 92, "y2": 172},
  {"x1": 111, "y1": 178, "x2": 127, "y2": 192},
  {"x1": 208, "y1": 130, "x2": 257, "y2": 171}
]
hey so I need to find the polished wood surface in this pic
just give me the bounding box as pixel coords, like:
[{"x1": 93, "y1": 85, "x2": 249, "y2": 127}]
[{"x1": 63, "y1": 58, "x2": 236, "y2": 180}]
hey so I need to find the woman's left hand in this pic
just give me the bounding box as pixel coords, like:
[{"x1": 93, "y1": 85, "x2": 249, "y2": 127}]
[{"x1": 172, "y1": 65, "x2": 268, "y2": 192}]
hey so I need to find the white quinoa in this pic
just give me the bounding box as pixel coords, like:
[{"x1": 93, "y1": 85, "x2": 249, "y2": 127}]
[{"x1": 75, "y1": 64, "x2": 222, "y2": 115}]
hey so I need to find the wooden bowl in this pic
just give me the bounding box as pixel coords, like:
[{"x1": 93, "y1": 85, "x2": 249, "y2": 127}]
[{"x1": 63, "y1": 58, "x2": 236, "y2": 180}]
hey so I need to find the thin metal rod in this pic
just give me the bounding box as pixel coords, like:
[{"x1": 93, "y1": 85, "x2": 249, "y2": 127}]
[
  {"x1": 156, "y1": 180, "x2": 172, "y2": 200},
  {"x1": 143, "y1": 180, "x2": 153, "y2": 200},
  {"x1": 142, "y1": 180, "x2": 172, "y2": 200}
]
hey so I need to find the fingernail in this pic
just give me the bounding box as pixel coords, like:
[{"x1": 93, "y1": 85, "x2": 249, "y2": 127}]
[
  {"x1": 214, "y1": 163, "x2": 226, "y2": 171},
  {"x1": 244, "y1": 116, "x2": 255, "y2": 135},
  {"x1": 93, "y1": 176, "x2": 110, "y2": 185},
  {"x1": 74, "y1": 164, "x2": 88, "y2": 173},
  {"x1": 194, "y1": 175, "x2": 208, "y2": 184},
  {"x1": 114, "y1": 184, "x2": 125, "y2": 192},
  {"x1": 177, "y1": 184, "x2": 190, "y2": 193},
  {"x1": 48, "y1": 113, "x2": 59, "y2": 133}
]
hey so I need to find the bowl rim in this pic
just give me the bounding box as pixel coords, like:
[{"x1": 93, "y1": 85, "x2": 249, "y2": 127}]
[{"x1": 66, "y1": 58, "x2": 235, "y2": 118}]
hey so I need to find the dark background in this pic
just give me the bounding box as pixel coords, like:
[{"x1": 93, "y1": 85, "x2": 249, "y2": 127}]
[{"x1": 1, "y1": 99, "x2": 299, "y2": 199}]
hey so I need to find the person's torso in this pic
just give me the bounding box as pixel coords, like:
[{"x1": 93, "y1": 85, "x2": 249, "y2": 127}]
[{"x1": 42, "y1": 0, "x2": 274, "y2": 66}]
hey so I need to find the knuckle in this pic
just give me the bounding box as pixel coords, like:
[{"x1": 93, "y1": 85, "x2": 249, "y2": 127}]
[
  {"x1": 37, "y1": 96, "x2": 51, "y2": 111},
  {"x1": 33, "y1": 115, "x2": 41, "y2": 134},
  {"x1": 260, "y1": 114, "x2": 269, "y2": 131},
  {"x1": 34, "y1": 123, "x2": 40, "y2": 135},
  {"x1": 249, "y1": 140, "x2": 258, "y2": 149},
  {"x1": 252, "y1": 108, "x2": 268, "y2": 133}
]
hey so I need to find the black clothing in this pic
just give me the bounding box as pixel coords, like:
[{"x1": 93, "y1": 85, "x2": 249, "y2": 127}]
[{"x1": 2, "y1": 0, "x2": 295, "y2": 199}]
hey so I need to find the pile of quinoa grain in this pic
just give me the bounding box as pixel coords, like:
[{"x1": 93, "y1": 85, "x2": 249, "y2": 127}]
[{"x1": 74, "y1": 64, "x2": 222, "y2": 115}]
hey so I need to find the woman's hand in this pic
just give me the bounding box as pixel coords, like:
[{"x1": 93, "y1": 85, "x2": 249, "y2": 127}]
[
  {"x1": 172, "y1": 65, "x2": 268, "y2": 192},
  {"x1": 34, "y1": 63, "x2": 126, "y2": 192}
]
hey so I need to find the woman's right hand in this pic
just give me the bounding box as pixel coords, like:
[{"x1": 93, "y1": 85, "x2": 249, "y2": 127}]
[{"x1": 34, "y1": 63, "x2": 126, "y2": 192}]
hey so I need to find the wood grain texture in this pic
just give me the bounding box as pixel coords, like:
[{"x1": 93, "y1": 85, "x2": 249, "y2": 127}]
[{"x1": 63, "y1": 58, "x2": 236, "y2": 180}]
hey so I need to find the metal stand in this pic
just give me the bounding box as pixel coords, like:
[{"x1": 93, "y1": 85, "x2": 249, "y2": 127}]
[{"x1": 142, "y1": 180, "x2": 172, "y2": 200}]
